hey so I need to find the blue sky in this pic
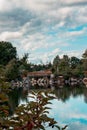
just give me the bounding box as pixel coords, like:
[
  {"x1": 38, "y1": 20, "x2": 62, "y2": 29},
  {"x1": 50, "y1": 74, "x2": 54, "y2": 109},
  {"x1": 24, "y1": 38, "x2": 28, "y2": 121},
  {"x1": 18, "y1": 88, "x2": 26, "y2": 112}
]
[{"x1": 0, "y1": 0, "x2": 87, "y2": 64}]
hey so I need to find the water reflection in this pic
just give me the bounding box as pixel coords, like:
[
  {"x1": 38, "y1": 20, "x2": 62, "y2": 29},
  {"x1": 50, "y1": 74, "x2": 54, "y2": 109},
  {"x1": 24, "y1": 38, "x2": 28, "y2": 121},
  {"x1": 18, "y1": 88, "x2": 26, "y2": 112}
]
[
  {"x1": 8, "y1": 88, "x2": 29, "y2": 114},
  {"x1": 54, "y1": 87, "x2": 87, "y2": 103},
  {"x1": 8, "y1": 87, "x2": 87, "y2": 112},
  {"x1": 8, "y1": 86, "x2": 87, "y2": 130},
  {"x1": 49, "y1": 87, "x2": 87, "y2": 130}
]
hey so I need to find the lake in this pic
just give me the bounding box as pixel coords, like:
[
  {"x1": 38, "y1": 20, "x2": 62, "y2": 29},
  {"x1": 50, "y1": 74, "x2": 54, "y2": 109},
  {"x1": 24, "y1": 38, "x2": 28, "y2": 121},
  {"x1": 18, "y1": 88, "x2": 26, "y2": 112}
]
[{"x1": 8, "y1": 86, "x2": 87, "y2": 130}]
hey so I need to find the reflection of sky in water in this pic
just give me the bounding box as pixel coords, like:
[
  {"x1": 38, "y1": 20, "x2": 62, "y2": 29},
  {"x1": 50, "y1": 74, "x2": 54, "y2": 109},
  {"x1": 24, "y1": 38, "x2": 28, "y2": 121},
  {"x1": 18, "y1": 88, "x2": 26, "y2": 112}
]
[
  {"x1": 19, "y1": 91, "x2": 87, "y2": 130},
  {"x1": 48, "y1": 95, "x2": 87, "y2": 130}
]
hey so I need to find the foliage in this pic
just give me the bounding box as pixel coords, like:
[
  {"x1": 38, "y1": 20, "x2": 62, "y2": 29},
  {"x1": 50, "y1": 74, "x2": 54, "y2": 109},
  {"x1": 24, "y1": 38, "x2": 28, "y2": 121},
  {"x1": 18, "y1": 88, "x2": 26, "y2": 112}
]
[
  {"x1": 82, "y1": 49, "x2": 87, "y2": 59},
  {"x1": 20, "y1": 53, "x2": 29, "y2": 64},
  {"x1": 52, "y1": 54, "x2": 85, "y2": 77},
  {"x1": 0, "y1": 91, "x2": 68, "y2": 130},
  {"x1": 0, "y1": 93, "x2": 9, "y2": 117},
  {"x1": 82, "y1": 49, "x2": 87, "y2": 73},
  {"x1": 0, "y1": 41, "x2": 17, "y2": 65},
  {"x1": 0, "y1": 65, "x2": 6, "y2": 81},
  {"x1": 59, "y1": 55, "x2": 70, "y2": 75},
  {"x1": 70, "y1": 56, "x2": 80, "y2": 69},
  {"x1": 5, "y1": 59, "x2": 20, "y2": 81},
  {"x1": 0, "y1": 65, "x2": 10, "y2": 91},
  {"x1": 52, "y1": 55, "x2": 60, "y2": 74},
  {"x1": 0, "y1": 82, "x2": 11, "y2": 129},
  {"x1": 29, "y1": 63, "x2": 52, "y2": 72},
  {"x1": 53, "y1": 55, "x2": 70, "y2": 76},
  {"x1": 0, "y1": 65, "x2": 12, "y2": 127}
]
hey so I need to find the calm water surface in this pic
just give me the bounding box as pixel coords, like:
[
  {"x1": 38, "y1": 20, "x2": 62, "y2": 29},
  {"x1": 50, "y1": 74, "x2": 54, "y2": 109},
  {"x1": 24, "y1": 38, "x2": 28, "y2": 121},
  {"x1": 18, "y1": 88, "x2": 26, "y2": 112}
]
[{"x1": 8, "y1": 87, "x2": 87, "y2": 130}]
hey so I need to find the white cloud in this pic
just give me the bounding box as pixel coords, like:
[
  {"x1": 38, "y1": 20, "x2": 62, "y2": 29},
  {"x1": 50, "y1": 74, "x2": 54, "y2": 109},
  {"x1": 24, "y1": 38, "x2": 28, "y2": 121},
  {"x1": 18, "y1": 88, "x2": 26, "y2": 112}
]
[
  {"x1": 28, "y1": 48, "x2": 61, "y2": 64},
  {"x1": 0, "y1": 31, "x2": 22, "y2": 41},
  {"x1": 0, "y1": 0, "x2": 13, "y2": 12},
  {"x1": 59, "y1": 50, "x2": 82, "y2": 58},
  {"x1": 0, "y1": 0, "x2": 87, "y2": 63}
]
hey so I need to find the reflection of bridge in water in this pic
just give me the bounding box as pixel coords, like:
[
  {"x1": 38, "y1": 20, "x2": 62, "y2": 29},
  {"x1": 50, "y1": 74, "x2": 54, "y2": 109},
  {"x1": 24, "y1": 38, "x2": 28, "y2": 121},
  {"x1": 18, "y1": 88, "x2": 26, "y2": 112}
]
[
  {"x1": 11, "y1": 70, "x2": 86, "y2": 89},
  {"x1": 27, "y1": 70, "x2": 52, "y2": 88},
  {"x1": 27, "y1": 70, "x2": 84, "y2": 88}
]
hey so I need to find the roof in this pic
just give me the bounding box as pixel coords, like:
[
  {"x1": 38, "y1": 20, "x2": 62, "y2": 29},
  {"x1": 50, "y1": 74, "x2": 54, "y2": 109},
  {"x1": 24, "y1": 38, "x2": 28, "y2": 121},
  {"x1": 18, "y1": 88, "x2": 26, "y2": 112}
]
[
  {"x1": 28, "y1": 70, "x2": 52, "y2": 77},
  {"x1": 84, "y1": 71, "x2": 87, "y2": 76},
  {"x1": 84, "y1": 71, "x2": 87, "y2": 74}
]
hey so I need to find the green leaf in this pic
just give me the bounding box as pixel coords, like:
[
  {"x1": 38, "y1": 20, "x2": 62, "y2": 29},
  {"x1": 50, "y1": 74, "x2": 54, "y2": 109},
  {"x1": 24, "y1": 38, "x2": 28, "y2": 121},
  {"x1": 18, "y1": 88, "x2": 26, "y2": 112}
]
[
  {"x1": 43, "y1": 111, "x2": 49, "y2": 114},
  {"x1": 43, "y1": 107, "x2": 51, "y2": 110},
  {"x1": 39, "y1": 124, "x2": 45, "y2": 130},
  {"x1": 62, "y1": 125, "x2": 68, "y2": 130},
  {"x1": 55, "y1": 125, "x2": 61, "y2": 130}
]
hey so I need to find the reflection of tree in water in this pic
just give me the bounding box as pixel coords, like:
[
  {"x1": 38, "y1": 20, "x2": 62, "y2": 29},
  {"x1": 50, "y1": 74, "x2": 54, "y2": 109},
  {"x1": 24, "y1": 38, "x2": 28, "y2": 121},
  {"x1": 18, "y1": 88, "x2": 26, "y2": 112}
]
[
  {"x1": 71, "y1": 87, "x2": 87, "y2": 104},
  {"x1": 54, "y1": 86, "x2": 86, "y2": 103},
  {"x1": 54, "y1": 87, "x2": 71, "y2": 102},
  {"x1": 8, "y1": 86, "x2": 87, "y2": 115},
  {"x1": 8, "y1": 88, "x2": 28, "y2": 115},
  {"x1": 71, "y1": 87, "x2": 84, "y2": 98},
  {"x1": 83, "y1": 88, "x2": 87, "y2": 103},
  {"x1": 20, "y1": 87, "x2": 29, "y2": 102}
]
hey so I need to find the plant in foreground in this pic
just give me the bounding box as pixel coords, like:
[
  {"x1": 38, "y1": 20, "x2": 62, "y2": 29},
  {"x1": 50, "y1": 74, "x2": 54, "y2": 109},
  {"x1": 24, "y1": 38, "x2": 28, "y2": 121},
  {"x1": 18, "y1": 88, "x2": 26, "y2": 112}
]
[{"x1": 8, "y1": 90, "x2": 68, "y2": 130}]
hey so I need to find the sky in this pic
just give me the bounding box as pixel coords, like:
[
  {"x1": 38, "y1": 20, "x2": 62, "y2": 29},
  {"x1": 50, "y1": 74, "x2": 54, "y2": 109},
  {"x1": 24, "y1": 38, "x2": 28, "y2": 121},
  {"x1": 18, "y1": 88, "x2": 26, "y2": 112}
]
[{"x1": 0, "y1": 0, "x2": 87, "y2": 64}]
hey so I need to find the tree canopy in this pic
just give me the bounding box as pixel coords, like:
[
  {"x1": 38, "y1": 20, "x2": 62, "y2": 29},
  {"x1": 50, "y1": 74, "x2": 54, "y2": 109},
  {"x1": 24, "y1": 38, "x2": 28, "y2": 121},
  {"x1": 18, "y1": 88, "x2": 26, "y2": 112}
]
[{"x1": 0, "y1": 41, "x2": 17, "y2": 65}]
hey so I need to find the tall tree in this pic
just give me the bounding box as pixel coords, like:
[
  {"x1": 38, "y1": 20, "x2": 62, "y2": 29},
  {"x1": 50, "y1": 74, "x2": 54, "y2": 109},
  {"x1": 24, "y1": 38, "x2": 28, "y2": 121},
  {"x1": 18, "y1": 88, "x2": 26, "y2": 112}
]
[
  {"x1": 19, "y1": 53, "x2": 30, "y2": 71},
  {"x1": 70, "y1": 56, "x2": 80, "y2": 69},
  {"x1": 20, "y1": 53, "x2": 29, "y2": 64},
  {"x1": 0, "y1": 41, "x2": 17, "y2": 65},
  {"x1": 59, "y1": 55, "x2": 70, "y2": 75},
  {"x1": 82, "y1": 49, "x2": 87, "y2": 59},
  {"x1": 82, "y1": 49, "x2": 87, "y2": 76},
  {"x1": 53, "y1": 55, "x2": 60, "y2": 74},
  {"x1": 5, "y1": 59, "x2": 20, "y2": 81}
]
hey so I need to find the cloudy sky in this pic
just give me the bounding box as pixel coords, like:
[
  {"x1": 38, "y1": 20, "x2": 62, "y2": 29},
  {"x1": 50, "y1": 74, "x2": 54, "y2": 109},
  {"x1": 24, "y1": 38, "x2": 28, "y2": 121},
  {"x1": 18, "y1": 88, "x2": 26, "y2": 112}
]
[{"x1": 0, "y1": 0, "x2": 87, "y2": 64}]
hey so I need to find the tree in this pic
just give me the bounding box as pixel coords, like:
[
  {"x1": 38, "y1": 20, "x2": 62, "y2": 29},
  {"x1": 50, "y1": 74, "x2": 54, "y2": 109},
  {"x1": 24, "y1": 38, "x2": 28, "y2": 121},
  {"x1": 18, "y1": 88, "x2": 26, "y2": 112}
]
[
  {"x1": 53, "y1": 55, "x2": 60, "y2": 74},
  {"x1": 0, "y1": 41, "x2": 17, "y2": 65},
  {"x1": 82, "y1": 49, "x2": 87, "y2": 59},
  {"x1": 5, "y1": 59, "x2": 20, "y2": 81},
  {"x1": 82, "y1": 49, "x2": 87, "y2": 76},
  {"x1": 19, "y1": 53, "x2": 29, "y2": 66},
  {"x1": 18, "y1": 53, "x2": 31, "y2": 72},
  {"x1": 59, "y1": 55, "x2": 70, "y2": 75},
  {"x1": 70, "y1": 56, "x2": 80, "y2": 69},
  {"x1": 82, "y1": 49, "x2": 87, "y2": 70},
  {"x1": 0, "y1": 65, "x2": 5, "y2": 81}
]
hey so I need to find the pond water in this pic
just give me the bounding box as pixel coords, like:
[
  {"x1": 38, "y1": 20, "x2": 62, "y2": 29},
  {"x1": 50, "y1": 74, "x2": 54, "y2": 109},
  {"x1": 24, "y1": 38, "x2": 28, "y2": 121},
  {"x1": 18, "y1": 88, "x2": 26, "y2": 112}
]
[{"x1": 8, "y1": 86, "x2": 87, "y2": 130}]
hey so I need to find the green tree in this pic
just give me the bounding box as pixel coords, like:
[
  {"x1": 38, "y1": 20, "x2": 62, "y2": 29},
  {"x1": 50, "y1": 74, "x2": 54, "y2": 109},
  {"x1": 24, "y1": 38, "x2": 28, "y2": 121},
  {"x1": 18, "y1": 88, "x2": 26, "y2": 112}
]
[
  {"x1": 19, "y1": 53, "x2": 31, "y2": 72},
  {"x1": 5, "y1": 59, "x2": 20, "y2": 81},
  {"x1": 70, "y1": 56, "x2": 80, "y2": 69},
  {"x1": 82, "y1": 49, "x2": 87, "y2": 76},
  {"x1": 53, "y1": 55, "x2": 60, "y2": 74},
  {"x1": 20, "y1": 53, "x2": 29, "y2": 65},
  {"x1": 0, "y1": 41, "x2": 17, "y2": 65},
  {"x1": 0, "y1": 65, "x2": 5, "y2": 81},
  {"x1": 59, "y1": 55, "x2": 70, "y2": 75}
]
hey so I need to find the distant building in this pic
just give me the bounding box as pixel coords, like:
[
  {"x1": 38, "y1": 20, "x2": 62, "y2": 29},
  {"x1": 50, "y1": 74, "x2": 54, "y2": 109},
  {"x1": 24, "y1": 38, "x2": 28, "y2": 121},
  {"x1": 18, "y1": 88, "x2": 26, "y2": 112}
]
[
  {"x1": 27, "y1": 70, "x2": 52, "y2": 88},
  {"x1": 84, "y1": 71, "x2": 87, "y2": 77},
  {"x1": 27, "y1": 70, "x2": 52, "y2": 78}
]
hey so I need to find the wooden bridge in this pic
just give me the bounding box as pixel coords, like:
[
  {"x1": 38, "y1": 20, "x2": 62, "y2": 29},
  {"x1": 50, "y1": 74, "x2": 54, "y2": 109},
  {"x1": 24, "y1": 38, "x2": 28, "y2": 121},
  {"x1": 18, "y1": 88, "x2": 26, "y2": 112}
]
[{"x1": 27, "y1": 70, "x2": 52, "y2": 78}]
